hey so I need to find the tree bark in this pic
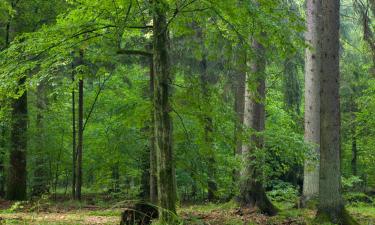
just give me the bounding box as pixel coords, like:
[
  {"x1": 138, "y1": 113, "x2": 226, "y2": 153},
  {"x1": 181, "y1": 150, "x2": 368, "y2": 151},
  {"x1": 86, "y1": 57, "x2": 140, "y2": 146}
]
[
  {"x1": 351, "y1": 99, "x2": 357, "y2": 177},
  {"x1": 71, "y1": 66, "x2": 77, "y2": 199},
  {"x1": 149, "y1": 58, "x2": 158, "y2": 204},
  {"x1": 0, "y1": 125, "x2": 6, "y2": 197},
  {"x1": 75, "y1": 77, "x2": 83, "y2": 200},
  {"x1": 238, "y1": 39, "x2": 277, "y2": 216},
  {"x1": 316, "y1": 0, "x2": 358, "y2": 224},
  {"x1": 31, "y1": 81, "x2": 49, "y2": 197},
  {"x1": 302, "y1": 0, "x2": 321, "y2": 206},
  {"x1": 197, "y1": 30, "x2": 217, "y2": 201},
  {"x1": 6, "y1": 77, "x2": 28, "y2": 200},
  {"x1": 152, "y1": 0, "x2": 177, "y2": 222}
]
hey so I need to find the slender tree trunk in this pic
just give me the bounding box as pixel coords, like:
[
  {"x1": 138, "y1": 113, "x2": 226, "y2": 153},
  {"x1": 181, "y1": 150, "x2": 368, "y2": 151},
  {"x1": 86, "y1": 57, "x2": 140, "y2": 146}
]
[
  {"x1": 302, "y1": 0, "x2": 321, "y2": 206},
  {"x1": 6, "y1": 77, "x2": 28, "y2": 200},
  {"x1": 71, "y1": 68, "x2": 76, "y2": 199},
  {"x1": 75, "y1": 77, "x2": 83, "y2": 200},
  {"x1": 31, "y1": 82, "x2": 49, "y2": 197},
  {"x1": 0, "y1": 126, "x2": 6, "y2": 197},
  {"x1": 238, "y1": 39, "x2": 277, "y2": 216},
  {"x1": 152, "y1": 0, "x2": 177, "y2": 222},
  {"x1": 351, "y1": 99, "x2": 357, "y2": 177},
  {"x1": 149, "y1": 58, "x2": 158, "y2": 204},
  {"x1": 316, "y1": 0, "x2": 358, "y2": 224}
]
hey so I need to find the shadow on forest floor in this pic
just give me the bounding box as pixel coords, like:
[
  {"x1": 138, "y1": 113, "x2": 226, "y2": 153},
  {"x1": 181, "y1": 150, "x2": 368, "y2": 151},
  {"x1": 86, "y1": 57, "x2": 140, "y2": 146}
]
[{"x1": 0, "y1": 197, "x2": 374, "y2": 224}]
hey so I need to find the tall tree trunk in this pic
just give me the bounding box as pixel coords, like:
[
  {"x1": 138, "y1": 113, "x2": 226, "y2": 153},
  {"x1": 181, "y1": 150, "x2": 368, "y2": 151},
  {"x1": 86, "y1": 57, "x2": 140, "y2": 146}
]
[
  {"x1": 75, "y1": 77, "x2": 83, "y2": 200},
  {"x1": 238, "y1": 40, "x2": 277, "y2": 216},
  {"x1": 283, "y1": 58, "x2": 301, "y2": 115},
  {"x1": 198, "y1": 34, "x2": 217, "y2": 201},
  {"x1": 232, "y1": 47, "x2": 246, "y2": 196},
  {"x1": 234, "y1": 69, "x2": 246, "y2": 156},
  {"x1": 31, "y1": 82, "x2": 49, "y2": 197},
  {"x1": 149, "y1": 58, "x2": 158, "y2": 204},
  {"x1": 6, "y1": 77, "x2": 28, "y2": 200},
  {"x1": 152, "y1": 0, "x2": 177, "y2": 222},
  {"x1": 71, "y1": 68, "x2": 76, "y2": 199},
  {"x1": 315, "y1": 0, "x2": 358, "y2": 224},
  {"x1": 0, "y1": 126, "x2": 6, "y2": 197},
  {"x1": 350, "y1": 98, "x2": 358, "y2": 177},
  {"x1": 302, "y1": 0, "x2": 321, "y2": 206}
]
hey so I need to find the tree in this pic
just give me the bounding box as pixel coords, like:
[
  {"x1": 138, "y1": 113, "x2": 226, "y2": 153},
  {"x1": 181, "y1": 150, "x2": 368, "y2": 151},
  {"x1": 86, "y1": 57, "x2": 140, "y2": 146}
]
[
  {"x1": 315, "y1": 0, "x2": 358, "y2": 223},
  {"x1": 71, "y1": 60, "x2": 77, "y2": 198},
  {"x1": 197, "y1": 26, "x2": 217, "y2": 201},
  {"x1": 75, "y1": 50, "x2": 84, "y2": 200},
  {"x1": 238, "y1": 39, "x2": 277, "y2": 216},
  {"x1": 152, "y1": 0, "x2": 177, "y2": 222},
  {"x1": 6, "y1": 77, "x2": 27, "y2": 200},
  {"x1": 301, "y1": 0, "x2": 321, "y2": 206},
  {"x1": 31, "y1": 81, "x2": 49, "y2": 197}
]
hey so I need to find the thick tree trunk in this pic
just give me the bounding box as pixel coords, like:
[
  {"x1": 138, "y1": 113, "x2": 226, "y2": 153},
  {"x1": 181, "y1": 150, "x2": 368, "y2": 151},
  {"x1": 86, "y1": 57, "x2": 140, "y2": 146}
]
[
  {"x1": 31, "y1": 82, "x2": 49, "y2": 197},
  {"x1": 75, "y1": 77, "x2": 83, "y2": 200},
  {"x1": 6, "y1": 77, "x2": 28, "y2": 200},
  {"x1": 232, "y1": 47, "x2": 246, "y2": 196},
  {"x1": 238, "y1": 40, "x2": 277, "y2": 216},
  {"x1": 316, "y1": 0, "x2": 358, "y2": 224},
  {"x1": 152, "y1": 0, "x2": 177, "y2": 222},
  {"x1": 149, "y1": 59, "x2": 158, "y2": 204},
  {"x1": 283, "y1": 58, "x2": 301, "y2": 115},
  {"x1": 234, "y1": 69, "x2": 246, "y2": 156},
  {"x1": 302, "y1": 0, "x2": 321, "y2": 206}
]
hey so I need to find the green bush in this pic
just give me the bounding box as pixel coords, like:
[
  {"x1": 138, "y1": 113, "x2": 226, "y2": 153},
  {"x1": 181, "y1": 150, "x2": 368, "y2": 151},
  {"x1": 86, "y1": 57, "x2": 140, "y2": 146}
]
[
  {"x1": 267, "y1": 181, "x2": 299, "y2": 203},
  {"x1": 344, "y1": 192, "x2": 373, "y2": 205}
]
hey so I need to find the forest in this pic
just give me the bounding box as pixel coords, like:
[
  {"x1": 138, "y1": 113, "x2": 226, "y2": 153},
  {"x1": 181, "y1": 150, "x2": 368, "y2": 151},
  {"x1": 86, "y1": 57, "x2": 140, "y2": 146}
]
[{"x1": 0, "y1": 0, "x2": 374, "y2": 224}]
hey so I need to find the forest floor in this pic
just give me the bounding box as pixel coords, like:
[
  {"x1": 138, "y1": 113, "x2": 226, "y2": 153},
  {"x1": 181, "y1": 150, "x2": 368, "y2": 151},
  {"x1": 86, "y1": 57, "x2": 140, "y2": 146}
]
[{"x1": 0, "y1": 197, "x2": 374, "y2": 225}]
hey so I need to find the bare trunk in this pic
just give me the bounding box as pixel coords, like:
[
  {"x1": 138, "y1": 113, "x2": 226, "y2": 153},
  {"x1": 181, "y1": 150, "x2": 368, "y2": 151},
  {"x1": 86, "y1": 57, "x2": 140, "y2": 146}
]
[
  {"x1": 302, "y1": 0, "x2": 321, "y2": 206},
  {"x1": 6, "y1": 77, "x2": 28, "y2": 200},
  {"x1": 238, "y1": 40, "x2": 277, "y2": 216},
  {"x1": 0, "y1": 125, "x2": 6, "y2": 197},
  {"x1": 316, "y1": 0, "x2": 358, "y2": 224},
  {"x1": 351, "y1": 101, "x2": 357, "y2": 177},
  {"x1": 75, "y1": 77, "x2": 83, "y2": 200},
  {"x1": 152, "y1": 0, "x2": 177, "y2": 222},
  {"x1": 198, "y1": 39, "x2": 217, "y2": 201},
  {"x1": 149, "y1": 59, "x2": 158, "y2": 204},
  {"x1": 31, "y1": 82, "x2": 49, "y2": 196},
  {"x1": 72, "y1": 68, "x2": 76, "y2": 198}
]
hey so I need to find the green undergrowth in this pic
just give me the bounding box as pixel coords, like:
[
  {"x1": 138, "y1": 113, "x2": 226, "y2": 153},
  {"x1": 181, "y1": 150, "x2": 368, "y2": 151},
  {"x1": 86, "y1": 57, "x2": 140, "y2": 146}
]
[{"x1": 0, "y1": 197, "x2": 374, "y2": 225}]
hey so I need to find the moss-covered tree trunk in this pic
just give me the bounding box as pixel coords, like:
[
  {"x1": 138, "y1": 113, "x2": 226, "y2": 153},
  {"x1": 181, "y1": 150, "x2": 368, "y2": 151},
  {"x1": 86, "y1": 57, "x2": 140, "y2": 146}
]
[
  {"x1": 31, "y1": 81, "x2": 49, "y2": 197},
  {"x1": 197, "y1": 28, "x2": 217, "y2": 201},
  {"x1": 152, "y1": 0, "x2": 177, "y2": 222},
  {"x1": 6, "y1": 77, "x2": 28, "y2": 200},
  {"x1": 149, "y1": 58, "x2": 158, "y2": 204},
  {"x1": 315, "y1": 0, "x2": 358, "y2": 224},
  {"x1": 302, "y1": 0, "x2": 321, "y2": 206},
  {"x1": 238, "y1": 40, "x2": 277, "y2": 216}
]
